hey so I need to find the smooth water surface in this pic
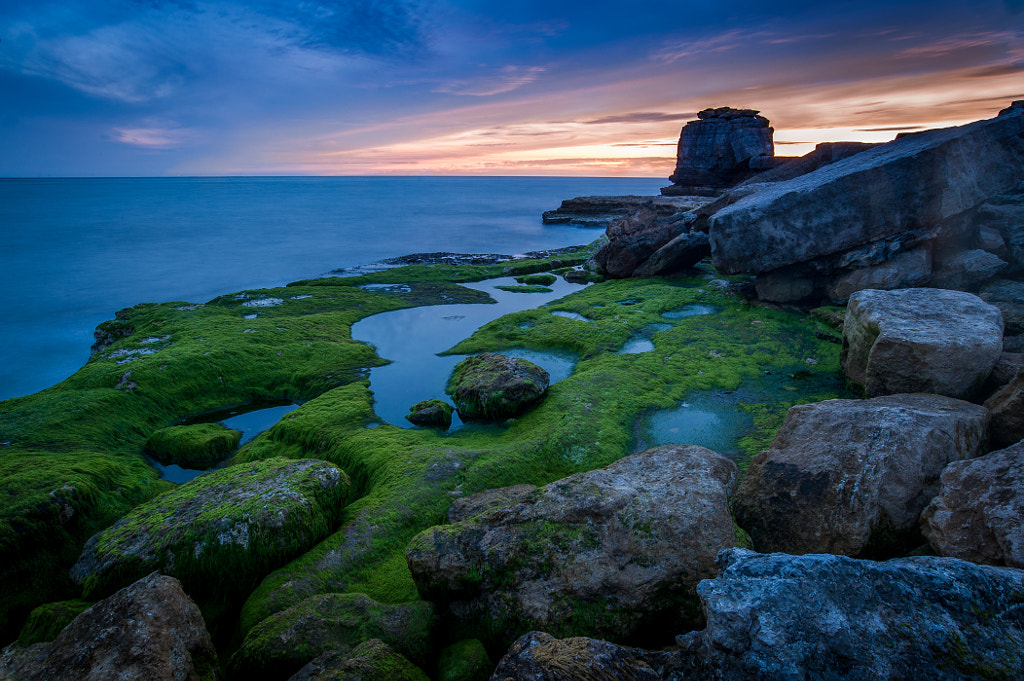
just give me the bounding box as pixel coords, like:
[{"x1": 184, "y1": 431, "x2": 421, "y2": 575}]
[
  {"x1": 619, "y1": 323, "x2": 672, "y2": 354},
  {"x1": 1, "y1": 176, "x2": 664, "y2": 400},
  {"x1": 352, "y1": 276, "x2": 585, "y2": 429},
  {"x1": 661, "y1": 304, "x2": 721, "y2": 319},
  {"x1": 636, "y1": 391, "x2": 756, "y2": 456}
]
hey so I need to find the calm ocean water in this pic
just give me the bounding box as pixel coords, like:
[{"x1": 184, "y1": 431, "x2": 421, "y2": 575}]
[{"x1": 0, "y1": 176, "x2": 664, "y2": 401}]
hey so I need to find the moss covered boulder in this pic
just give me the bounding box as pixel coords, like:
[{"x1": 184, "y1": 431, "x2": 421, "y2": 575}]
[
  {"x1": 289, "y1": 639, "x2": 429, "y2": 681},
  {"x1": 438, "y1": 639, "x2": 492, "y2": 681},
  {"x1": 514, "y1": 274, "x2": 557, "y2": 286},
  {"x1": 446, "y1": 353, "x2": 549, "y2": 421},
  {"x1": 406, "y1": 399, "x2": 453, "y2": 429},
  {"x1": 16, "y1": 599, "x2": 92, "y2": 647},
  {"x1": 70, "y1": 457, "x2": 348, "y2": 602},
  {"x1": 230, "y1": 593, "x2": 434, "y2": 679},
  {"x1": 144, "y1": 423, "x2": 242, "y2": 468},
  {"x1": 406, "y1": 445, "x2": 739, "y2": 646}
]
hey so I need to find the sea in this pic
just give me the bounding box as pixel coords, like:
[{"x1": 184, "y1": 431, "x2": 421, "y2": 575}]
[{"x1": 0, "y1": 176, "x2": 665, "y2": 401}]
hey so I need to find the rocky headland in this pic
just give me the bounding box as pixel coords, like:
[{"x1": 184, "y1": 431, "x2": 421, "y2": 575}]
[{"x1": 2, "y1": 102, "x2": 1024, "y2": 680}]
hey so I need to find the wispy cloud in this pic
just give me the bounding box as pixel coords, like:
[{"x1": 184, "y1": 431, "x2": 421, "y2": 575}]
[
  {"x1": 112, "y1": 121, "x2": 196, "y2": 149},
  {"x1": 584, "y1": 112, "x2": 694, "y2": 125},
  {"x1": 434, "y1": 65, "x2": 546, "y2": 96}
]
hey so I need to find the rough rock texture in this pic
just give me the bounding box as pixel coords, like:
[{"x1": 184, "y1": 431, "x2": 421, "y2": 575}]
[
  {"x1": 406, "y1": 399, "x2": 454, "y2": 429},
  {"x1": 984, "y1": 369, "x2": 1024, "y2": 448},
  {"x1": 674, "y1": 548, "x2": 1024, "y2": 681},
  {"x1": 709, "y1": 104, "x2": 1024, "y2": 275},
  {"x1": 447, "y1": 484, "x2": 536, "y2": 523},
  {"x1": 983, "y1": 352, "x2": 1024, "y2": 396},
  {"x1": 490, "y1": 631, "x2": 670, "y2": 681},
  {"x1": 734, "y1": 394, "x2": 990, "y2": 556},
  {"x1": 144, "y1": 423, "x2": 242, "y2": 468},
  {"x1": 929, "y1": 248, "x2": 1008, "y2": 291},
  {"x1": 288, "y1": 639, "x2": 429, "y2": 681},
  {"x1": 70, "y1": 457, "x2": 349, "y2": 600},
  {"x1": 841, "y1": 288, "x2": 1003, "y2": 400},
  {"x1": 0, "y1": 573, "x2": 218, "y2": 681},
  {"x1": 406, "y1": 445, "x2": 738, "y2": 644},
  {"x1": 920, "y1": 442, "x2": 1024, "y2": 568},
  {"x1": 736, "y1": 141, "x2": 876, "y2": 186},
  {"x1": 974, "y1": 182, "x2": 1024, "y2": 274},
  {"x1": 447, "y1": 353, "x2": 549, "y2": 421},
  {"x1": 230, "y1": 593, "x2": 434, "y2": 680},
  {"x1": 541, "y1": 195, "x2": 707, "y2": 226},
  {"x1": 588, "y1": 209, "x2": 709, "y2": 279},
  {"x1": 980, "y1": 278, "x2": 1024, "y2": 335},
  {"x1": 825, "y1": 246, "x2": 932, "y2": 303},
  {"x1": 667, "y1": 108, "x2": 775, "y2": 193}
]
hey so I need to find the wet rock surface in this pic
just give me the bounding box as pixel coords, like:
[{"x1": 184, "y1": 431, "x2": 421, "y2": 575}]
[
  {"x1": 70, "y1": 457, "x2": 349, "y2": 600},
  {"x1": 447, "y1": 353, "x2": 549, "y2": 421},
  {"x1": 674, "y1": 548, "x2": 1024, "y2": 681},
  {"x1": 231, "y1": 593, "x2": 434, "y2": 679},
  {"x1": 841, "y1": 288, "x2": 1003, "y2": 400},
  {"x1": 734, "y1": 394, "x2": 989, "y2": 556},
  {"x1": 0, "y1": 573, "x2": 218, "y2": 681},
  {"x1": 406, "y1": 445, "x2": 738, "y2": 644},
  {"x1": 921, "y1": 441, "x2": 1024, "y2": 568}
]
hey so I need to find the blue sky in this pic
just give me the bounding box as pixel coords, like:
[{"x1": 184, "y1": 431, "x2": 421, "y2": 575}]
[{"x1": 1, "y1": 0, "x2": 1022, "y2": 176}]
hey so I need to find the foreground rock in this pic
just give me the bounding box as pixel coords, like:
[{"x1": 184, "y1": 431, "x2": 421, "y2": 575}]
[
  {"x1": 288, "y1": 639, "x2": 429, "y2": 681},
  {"x1": 406, "y1": 399, "x2": 453, "y2": 429},
  {"x1": 675, "y1": 548, "x2": 1024, "y2": 680},
  {"x1": 734, "y1": 394, "x2": 989, "y2": 556},
  {"x1": 0, "y1": 573, "x2": 218, "y2": 681},
  {"x1": 230, "y1": 593, "x2": 434, "y2": 679},
  {"x1": 406, "y1": 445, "x2": 738, "y2": 644},
  {"x1": 841, "y1": 288, "x2": 1003, "y2": 400},
  {"x1": 920, "y1": 442, "x2": 1024, "y2": 568},
  {"x1": 587, "y1": 208, "x2": 710, "y2": 278},
  {"x1": 490, "y1": 631, "x2": 668, "y2": 681},
  {"x1": 71, "y1": 457, "x2": 349, "y2": 600},
  {"x1": 447, "y1": 353, "x2": 549, "y2": 421}
]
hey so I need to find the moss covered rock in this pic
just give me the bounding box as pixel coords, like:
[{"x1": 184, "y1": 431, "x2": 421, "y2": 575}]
[
  {"x1": 70, "y1": 457, "x2": 349, "y2": 602},
  {"x1": 446, "y1": 353, "x2": 549, "y2": 421},
  {"x1": 438, "y1": 639, "x2": 492, "y2": 681},
  {"x1": 290, "y1": 639, "x2": 429, "y2": 681},
  {"x1": 144, "y1": 423, "x2": 242, "y2": 468},
  {"x1": 514, "y1": 274, "x2": 557, "y2": 286},
  {"x1": 230, "y1": 593, "x2": 434, "y2": 679},
  {"x1": 406, "y1": 399, "x2": 453, "y2": 429},
  {"x1": 16, "y1": 599, "x2": 92, "y2": 647}
]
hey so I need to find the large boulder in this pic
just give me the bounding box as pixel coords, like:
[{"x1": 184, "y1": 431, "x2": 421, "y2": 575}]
[
  {"x1": 230, "y1": 593, "x2": 434, "y2": 679},
  {"x1": 588, "y1": 209, "x2": 709, "y2": 278},
  {"x1": 734, "y1": 394, "x2": 990, "y2": 556},
  {"x1": 446, "y1": 353, "x2": 549, "y2": 421},
  {"x1": 666, "y1": 107, "x2": 775, "y2": 193},
  {"x1": 841, "y1": 288, "x2": 1003, "y2": 400},
  {"x1": 929, "y1": 248, "x2": 1008, "y2": 291},
  {"x1": 0, "y1": 573, "x2": 218, "y2": 681},
  {"x1": 406, "y1": 445, "x2": 739, "y2": 644},
  {"x1": 288, "y1": 639, "x2": 429, "y2": 681},
  {"x1": 920, "y1": 442, "x2": 1024, "y2": 568},
  {"x1": 674, "y1": 548, "x2": 1024, "y2": 680},
  {"x1": 71, "y1": 458, "x2": 349, "y2": 601},
  {"x1": 984, "y1": 369, "x2": 1024, "y2": 448},
  {"x1": 709, "y1": 103, "x2": 1024, "y2": 275},
  {"x1": 490, "y1": 631, "x2": 668, "y2": 681}
]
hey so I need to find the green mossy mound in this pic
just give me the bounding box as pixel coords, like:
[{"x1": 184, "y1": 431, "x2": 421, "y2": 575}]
[
  {"x1": 70, "y1": 457, "x2": 349, "y2": 607},
  {"x1": 144, "y1": 423, "x2": 242, "y2": 468},
  {"x1": 438, "y1": 639, "x2": 492, "y2": 681},
  {"x1": 494, "y1": 284, "x2": 553, "y2": 294},
  {"x1": 406, "y1": 399, "x2": 454, "y2": 429},
  {"x1": 230, "y1": 593, "x2": 434, "y2": 680},
  {"x1": 290, "y1": 639, "x2": 430, "y2": 681},
  {"x1": 446, "y1": 353, "x2": 550, "y2": 421},
  {"x1": 515, "y1": 274, "x2": 558, "y2": 286},
  {"x1": 16, "y1": 599, "x2": 92, "y2": 647}
]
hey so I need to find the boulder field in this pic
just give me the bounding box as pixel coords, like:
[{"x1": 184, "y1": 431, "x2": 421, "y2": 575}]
[{"x1": 4, "y1": 104, "x2": 1024, "y2": 680}]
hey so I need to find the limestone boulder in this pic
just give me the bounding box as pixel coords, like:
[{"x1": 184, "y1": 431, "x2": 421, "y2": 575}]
[
  {"x1": 71, "y1": 458, "x2": 349, "y2": 601},
  {"x1": 734, "y1": 394, "x2": 989, "y2": 556},
  {"x1": 0, "y1": 573, "x2": 218, "y2": 681},
  {"x1": 826, "y1": 246, "x2": 932, "y2": 303},
  {"x1": 490, "y1": 631, "x2": 669, "y2": 681},
  {"x1": 230, "y1": 593, "x2": 434, "y2": 679},
  {"x1": 668, "y1": 107, "x2": 775, "y2": 192},
  {"x1": 921, "y1": 442, "x2": 1024, "y2": 567},
  {"x1": 447, "y1": 353, "x2": 549, "y2": 421},
  {"x1": 406, "y1": 445, "x2": 738, "y2": 644},
  {"x1": 674, "y1": 548, "x2": 1024, "y2": 680},
  {"x1": 929, "y1": 249, "x2": 1008, "y2": 291},
  {"x1": 841, "y1": 288, "x2": 1003, "y2": 400},
  {"x1": 709, "y1": 103, "x2": 1024, "y2": 275},
  {"x1": 588, "y1": 209, "x2": 701, "y2": 278}
]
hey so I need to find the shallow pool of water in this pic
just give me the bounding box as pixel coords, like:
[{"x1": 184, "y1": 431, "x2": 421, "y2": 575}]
[
  {"x1": 352, "y1": 276, "x2": 587, "y2": 430},
  {"x1": 661, "y1": 304, "x2": 721, "y2": 319},
  {"x1": 635, "y1": 391, "x2": 755, "y2": 456},
  {"x1": 618, "y1": 323, "x2": 673, "y2": 354},
  {"x1": 551, "y1": 310, "x2": 590, "y2": 322}
]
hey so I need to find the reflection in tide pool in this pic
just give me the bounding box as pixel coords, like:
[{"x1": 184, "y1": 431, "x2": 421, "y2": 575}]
[
  {"x1": 352, "y1": 276, "x2": 586, "y2": 430},
  {"x1": 661, "y1": 304, "x2": 720, "y2": 319},
  {"x1": 636, "y1": 392, "x2": 755, "y2": 456},
  {"x1": 619, "y1": 323, "x2": 672, "y2": 354}
]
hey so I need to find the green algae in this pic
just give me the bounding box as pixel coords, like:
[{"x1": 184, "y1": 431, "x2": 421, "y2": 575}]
[
  {"x1": 515, "y1": 274, "x2": 558, "y2": 286},
  {"x1": 145, "y1": 423, "x2": 242, "y2": 468},
  {"x1": 494, "y1": 285, "x2": 553, "y2": 294},
  {"x1": 437, "y1": 639, "x2": 492, "y2": 681},
  {"x1": 16, "y1": 599, "x2": 92, "y2": 647}
]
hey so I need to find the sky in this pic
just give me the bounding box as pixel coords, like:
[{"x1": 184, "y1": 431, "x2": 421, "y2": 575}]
[{"x1": 1, "y1": 0, "x2": 1022, "y2": 177}]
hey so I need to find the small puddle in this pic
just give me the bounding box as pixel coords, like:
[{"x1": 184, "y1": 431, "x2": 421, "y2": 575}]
[
  {"x1": 149, "y1": 401, "x2": 300, "y2": 483},
  {"x1": 635, "y1": 391, "x2": 755, "y2": 457},
  {"x1": 662, "y1": 304, "x2": 720, "y2": 320},
  {"x1": 551, "y1": 310, "x2": 590, "y2": 322},
  {"x1": 619, "y1": 323, "x2": 672, "y2": 354}
]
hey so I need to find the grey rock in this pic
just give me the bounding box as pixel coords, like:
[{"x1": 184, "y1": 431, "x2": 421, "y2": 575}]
[
  {"x1": 447, "y1": 353, "x2": 549, "y2": 421},
  {"x1": 0, "y1": 573, "x2": 218, "y2": 681},
  {"x1": 668, "y1": 108, "x2": 775, "y2": 191},
  {"x1": 734, "y1": 394, "x2": 990, "y2": 556},
  {"x1": 921, "y1": 441, "x2": 1024, "y2": 568},
  {"x1": 674, "y1": 548, "x2": 1024, "y2": 680},
  {"x1": 842, "y1": 288, "x2": 1003, "y2": 400},
  {"x1": 736, "y1": 141, "x2": 877, "y2": 186},
  {"x1": 588, "y1": 209, "x2": 690, "y2": 278},
  {"x1": 753, "y1": 270, "x2": 816, "y2": 304},
  {"x1": 709, "y1": 105, "x2": 1024, "y2": 274},
  {"x1": 977, "y1": 224, "x2": 1009, "y2": 258},
  {"x1": 490, "y1": 631, "x2": 670, "y2": 681},
  {"x1": 406, "y1": 446, "x2": 739, "y2": 644},
  {"x1": 447, "y1": 484, "x2": 537, "y2": 523},
  {"x1": 542, "y1": 195, "x2": 707, "y2": 227},
  {"x1": 980, "y1": 277, "x2": 1024, "y2": 335},
  {"x1": 930, "y1": 248, "x2": 1008, "y2": 291},
  {"x1": 826, "y1": 246, "x2": 932, "y2": 303},
  {"x1": 984, "y1": 370, "x2": 1024, "y2": 449},
  {"x1": 982, "y1": 352, "x2": 1024, "y2": 396},
  {"x1": 630, "y1": 229, "x2": 711, "y2": 277}
]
